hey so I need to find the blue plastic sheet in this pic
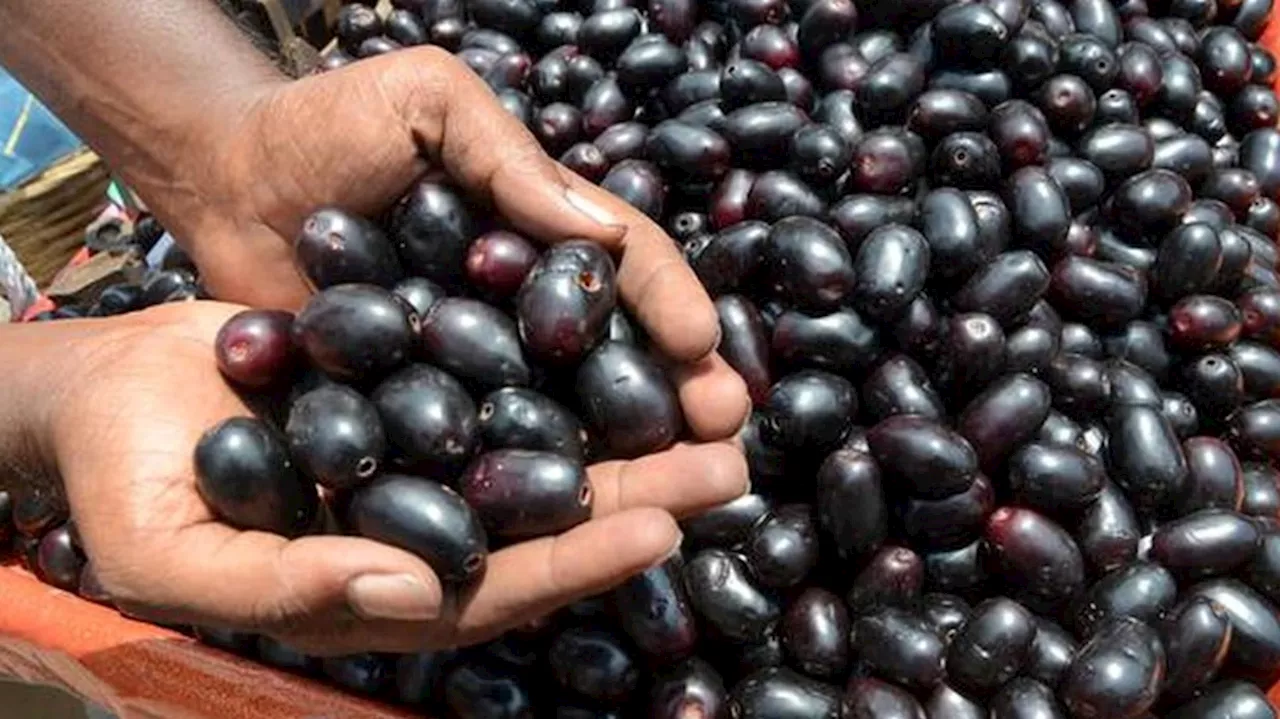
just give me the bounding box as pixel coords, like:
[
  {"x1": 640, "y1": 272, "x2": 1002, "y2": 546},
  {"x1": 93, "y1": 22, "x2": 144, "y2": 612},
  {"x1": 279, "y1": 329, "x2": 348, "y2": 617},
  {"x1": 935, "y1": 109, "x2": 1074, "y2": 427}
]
[{"x1": 0, "y1": 65, "x2": 84, "y2": 191}]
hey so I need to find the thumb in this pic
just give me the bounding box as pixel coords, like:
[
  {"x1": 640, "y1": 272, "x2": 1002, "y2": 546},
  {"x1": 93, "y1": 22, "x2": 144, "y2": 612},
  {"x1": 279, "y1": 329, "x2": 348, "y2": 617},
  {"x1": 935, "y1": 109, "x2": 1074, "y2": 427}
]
[{"x1": 115, "y1": 523, "x2": 443, "y2": 654}]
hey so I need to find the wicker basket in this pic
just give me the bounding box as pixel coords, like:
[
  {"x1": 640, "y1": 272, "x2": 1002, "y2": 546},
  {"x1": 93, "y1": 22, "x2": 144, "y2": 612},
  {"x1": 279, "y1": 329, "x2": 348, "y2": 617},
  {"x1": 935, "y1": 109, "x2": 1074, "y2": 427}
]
[{"x1": 0, "y1": 149, "x2": 110, "y2": 287}]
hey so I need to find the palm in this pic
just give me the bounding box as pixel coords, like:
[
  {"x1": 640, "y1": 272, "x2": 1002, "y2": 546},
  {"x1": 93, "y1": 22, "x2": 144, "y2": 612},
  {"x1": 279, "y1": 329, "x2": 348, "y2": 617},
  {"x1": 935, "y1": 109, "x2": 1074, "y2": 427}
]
[{"x1": 51, "y1": 303, "x2": 746, "y2": 653}]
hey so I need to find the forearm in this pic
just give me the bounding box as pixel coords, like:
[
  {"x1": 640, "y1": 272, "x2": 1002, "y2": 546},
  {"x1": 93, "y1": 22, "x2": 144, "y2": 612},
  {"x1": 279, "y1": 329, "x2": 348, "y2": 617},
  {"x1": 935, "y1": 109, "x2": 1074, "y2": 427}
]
[
  {"x1": 0, "y1": 322, "x2": 65, "y2": 493},
  {"x1": 0, "y1": 0, "x2": 287, "y2": 236}
]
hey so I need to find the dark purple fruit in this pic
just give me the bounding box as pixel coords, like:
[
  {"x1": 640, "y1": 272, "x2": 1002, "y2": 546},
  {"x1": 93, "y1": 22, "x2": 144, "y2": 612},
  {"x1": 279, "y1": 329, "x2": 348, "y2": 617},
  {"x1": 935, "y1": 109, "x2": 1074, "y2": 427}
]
[
  {"x1": 989, "y1": 678, "x2": 1067, "y2": 719},
  {"x1": 549, "y1": 626, "x2": 639, "y2": 704},
  {"x1": 1009, "y1": 441, "x2": 1105, "y2": 513},
  {"x1": 517, "y1": 240, "x2": 617, "y2": 367},
  {"x1": 645, "y1": 120, "x2": 730, "y2": 181},
  {"x1": 851, "y1": 607, "x2": 947, "y2": 690},
  {"x1": 1186, "y1": 579, "x2": 1280, "y2": 672},
  {"x1": 372, "y1": 364, "x2": 477, "y2": 475},
  {"x1": 716, "y1": 295, "x2": 771, "y2": 405},
  {"x1": 1180, "y1": 436, "x2": 1244, "y2": 513},
  {"x1": 1165, "y1": 681, "x2": 1276, "y2": 719},
  {"x1": 349, "y1": 474, "x2": 487, "y2": 586},
  {"x1": 293, "y1": 284, "x2": 416, "y2": 383},
  {"x1": 1027, "y1": 618, "x2": 1077, "y2": 687},
  {"x1": 613, "y1": 559, "x2": 698, "y2": 662},
  {"x1": 422, "y1": 298, "x2": 531, "y2": 389},
  {"x1": 907, "y1": 89, "x2": 989, "y2": 142},
  {"x1": 441, "y1": 662, "x2": 533, "y2": 718},
  {"x1": 336, "y1": 4, "x2": 383, "y2": 52},
  {"x1": 857, "y1": 53, "x2": 927, "y2": 125},
  {"x1": 932, "y1": 3, "x2": 1011, "y2": 67},
  {"x1": 851, "y1": 224, "x2": 931, "y2": 322},
  {"x1": 1077, "y1": 480, "x2": 1142, "y2": 574},
  {"x1": 1049, "y1": 257, "x2": 1147, "y2": 330},
  {"x1": 1150, "y1": 509, "x2": 1260, "y2": 580},
  {"x1": 746, "y1": 505, "x2": 819, "y2": 588},
  {"x1": 760, "y1": 370, "x2": 855, "y2": 453},
  {"x1": 841, "y1": 677, "x2": 926, "y2": 719},
  {"x1": 1169, "y1": 294, "x2": 1242, "y2": 352},
  {"x1": 194, "y1": 418, "x2": 317, "y2": 538},
  {"x1": 576, "y1": 341, "x2": 682, "y2": 458},
  {"x1": 867, "y1": 415, "x2": 979, "y2": 500},
  {"x1": 215, "y1": 309, "x2": 298, "y2": 389},
  {"x1": 390, "y1": 181, "x2": 474, "y2": 290},
  {"x1": 946, "y1": 597, "x2": 1036, "y2": 695},
  {"x1": 680, "y1": 493, "x2": 770, "y2": 551},
  {"x1": 989, "y1": 101, "x2": 1051, "y2": 170},
  {"x1": 746, "y1": 171, "x2": 826, "y2": 221},
  {"x1": 392, "y1": 277, "x2": 444, "y2": 319},
  {"x1": 460, "y1": 450, "x2": 590, "y2": 540},
  {"x1": 684, "y1": 548, "x2": 779, "y2": 642},
  {"x1": 931, "y1": 132, "x2": 1003, "y2": 191},
  {"x1": 727, "y1": 667, "x2": 840, "y2": 719},
  {"x1": 1071, "y1": 561, "x2": 1177, "y2": 638},
  {"x1": 35, "y1": 524, "x2": 83, "y2": 592},
  {"x1": 958, "y1": 373, "x2": 1052, "y2": 473},
  {"x1": 1160, "y1": 597, "x2": 1232, "y2": 702},
  {"x1": 1006, "y1": 166, "x2": 1072, "y2": 259},
  {"x1": 477, "y1": 387, "x2": 586, "y2": 460},
  {"x1": 815, "y1": 449, "x2": 887, "y2": 561},
  {"x1": 722, "y1": 102, "x2": 810, "y2": 169},
  {"x1": 466, "y1": 230, "x2": 540, "y2": 300},
  {"x1": 719, "y1": 59, "x2": 788, "y2": 110},
  {"x1": 286, "y1": 385, "x2": 385, "y2": 491},
  {"x1": 1060, "y1": 617, "x2": 1165, "y2": 719},
  {"x1": 1036, "y1": 74, "x2": 1097, "y2": 134},
  {"x1": 649, "y1": 658, "x2": 727, "y2": 719},
  {"x1": 848, "y1": 129, "x2": 925, "y2": 195},
  {"x1": 903, "y1": 475, "x2": 995, "y2": 551},
  {"x1": 1107, "y1": 404, "x2": 1188, "y2": 512},
  {"x1": 781, "y1": 587, "x2": 849, "y2": 679},
  {"x1": 1232, "y1": 341, "x2": 1280, "y2": 401},
  {"x1": 953, "y1": 252, "x2": 1049, "y2": 327},
  {"x1": 983, "y1": 507, "x2": 1085, "y2": 612},
  {"x1": 847, "y1": 545, "x2": 925, "y2": 614},
  {"x1": 321, "y1": 654, "x2": 390, "y2": 696},
  {"x1": 862, "y1": 355, "x2": 944, "y2": 423},
  {"x1": 688, "y1": 219, "x2": 766, "y2": 294},
  {"x1": 295, "y1": 207, "x2": 403, "y2": 290}
]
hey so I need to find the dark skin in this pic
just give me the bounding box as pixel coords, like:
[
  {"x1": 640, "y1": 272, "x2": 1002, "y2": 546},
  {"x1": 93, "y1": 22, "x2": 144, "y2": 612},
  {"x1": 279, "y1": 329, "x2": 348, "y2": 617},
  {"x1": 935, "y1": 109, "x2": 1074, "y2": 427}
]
[{"x1": 0, "y1": 1, "x2": 750, "y2": 654}]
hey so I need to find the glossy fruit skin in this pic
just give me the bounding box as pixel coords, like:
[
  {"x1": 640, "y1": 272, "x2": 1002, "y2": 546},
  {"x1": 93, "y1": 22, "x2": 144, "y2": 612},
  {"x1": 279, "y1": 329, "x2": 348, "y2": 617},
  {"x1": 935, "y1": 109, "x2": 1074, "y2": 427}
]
[
  {"x1": 349, "y1": 474, "x2": 487, "y2": 586},
  {"x1": 286, "y1": 385, "x2": 385, "y2": 491},
  {"x1": 683, "y1": 549, "x2": 779, "y2": 643},
  {"x1": 321, "y1": 654, "x2": 390, "y2": 696},
  {"x1": 295, "y1": 207, "x2": 403, "y2": 291},
  {"x1": 867, "y1": 415, "x2": 979, "y2": 499},
  {"x1": 391, "y1": 277, "x2": 445, "y2": 320},
  {"x1": 983, "y1": 507, "x2": 1084, "y2": 612},
  {"x1": 931, "y1": 132, "x2": 1002, "y2": 193},
  {"x1": 1060, "y1": 617, "x2": 1165, "y2": 719},
  {"x1": 952, "y1": 251, "x2": 1050, "y2": 327},
  {"x1": 1180, "y1": 436, "x2": 1245, "y2": 513},
  {"x1": 1050, "y1": 256, "x2": 1149, "y2": 330},
  {"x1": 945, "y1": 597, "x2": 1036, "y2": 695},
  {"x1": 373, "y1": 364, "x2": 477, "y2": 476},
  {"x1": 848, "y1": 129, "x2": 925, "y2": 195},
  {"x1": 857, "y1": 53, "x2": 927, "y2": 126},
  {"x1": 194, "y1": 418, "x2": 317, "y2": 538},
  {"x1": 1185, "y1": 578, "x2": 1280, "y2": 675},
  {"x1": 1008, "y1": 441, "x2": 1105, "y2": 513},
  {"x1": 907, "y1": 89, "x2": 990, "y2": 141},
  {"x1": 1006, "y1": 166, "x2": 1071, "y2": 258},
  {"x1": 1071, "y1": 561, "x2": 1177, "y2": 639},
  {"x1": 549, "y1": 627, "x2": 638, "y2": 705},
  {"x1": 390, "y1": 181, "x2": 474, "y2": 289},
  {"x1": 612, "y1": 558, "x2": 698, "y2": 663},
  {"x1": 862, "y1": 355, "x2": 944, "y2": 423},
  {"x1": 719, "y1": 59, "x2": 787, "y2": 110},
  {"x1": 1160, "y1": 597, "x2": 1233, "y2": 702},
  {"x1": 989, "y1": 677, "x2": 1068, "y2": 719},
  {"x1": 1107, "y1": 402, "x2": 1189, "y2": 512},
  {"x1": 851, "y1": 607, "x2": 947, "y2": 690},
  {"x1": 840, "y1": 677, "x2": 926, "y2": 719},
  {"x1": 745, "y1": 504, "x2": 819, "y2": 588},
  {"x1": 764, "y1": 217, "x2": 856, "y2": 313},
  {"x1": 215, "y1": 309, "x2": 299, "y2": 389},
  {"x1": 958, "y1": 372, "x2": 1052, "y2": 472},
  {"x1": 746, "y1": 170, "x2": 827, "y2": 221},
  {"x1": 576, "y1": 341, "x2": 682, "y2": 458},
  {"x1": 601, "y1": 159, "x2": 665, "y2": 218},
  {"x1": 35, "y1": 524, "x2": 83, "y2": 592},
  {"x1": 780, "y1": 587, "x2": 849, "y2": 679},
  {"x1": 441, "y1": 662, "x2": 533, "y2": 719},
  {"x1": 1238, "y1": 288, "x2": 1280, "y2": 345},
  {"x1": 1239, "y1": 463, "x2": 1280, "y2": 518},
  {"x1": 578, "y1": 9, "x2": 642, "y2": 61},
  {"x1": 1228, "y1": 399, "x2": 1280, "y2": 462},
  {"x1": 924, "y1": 684, "x2": 985, "y2": 719},
  {"x1": 1169, "y1": 295, "x2": 1243, "y2": 351},
  {"x1": 727, "y1": 667, "x2": 841, "y2": 719},
  {"x1": 761, "y1": 370, "x2": 856, "y2": 453},
  {"x1": 722, "y1": 102, "x2": 810, "y2": 169},
  {"x1": 789, "y1": 125, "x2": 850, "y2": 187},
  {"x1": 903, "y1": 475, "x2": 995, "y2": 551},
  {"x1": 421, "y1": 298, "x2": 531, "y2": 390},
  {"x1": 923, "y1": 540, "x2": 989, "y2": 598},
  {"x1": 517, "y1": 240, "x2": 618, "y2": 367},
  {"x1": 649, "y1": 658, "x2": 727, "y2": 719},
  {"x1": 688, "y1": 220, "x2": 767, "y2": 295},
  {"x1": 1150, "y1": 509, "x2": 1260, "y2": 581},
  {"x1": 716, "y1": 295, "x2": 771, "y2": 405},
  {"x1": 1165, "y1": 680, "x2": 1277, "y2": 719},
  {"x1": 477, "y1": 387, "x2": 586, "y2": 461},
  {"x1": 847, "y1": 545, "x2": 925, "y2": 614},
  {"x1": 293, "y1": 284, "x2": 416, "y2": 383},
  {"x1": 1046, "y1": 352, "x2": 1110, "y2": 420},
  {"x1": 645, "y1": 120, "x2": 730, "y2": 181},
  {"x1": 772, "y1": 307, "x2": 882, "y2": 377},
  {"x1": 1232, "y1": 341, "x2": 1280, "y2": 402},
  {"x1": 1023, "y1": 617, "x2": 1076, "y2": 688},
  {"x1": 815, "y1": 449, "x2": 887, "y2": 562},
  {"x1": 851, "y1": 224, "x2": 931, "y2": 322},
  {"x1": 1152, "y1": 223, "x2": 1223, "y2": 304},
  {"x1": 466, "y1": 230, "x2": 540, "y2": 300},
  {"x1": 460, "y1": 450, "x2": 590, "y2": 541}
]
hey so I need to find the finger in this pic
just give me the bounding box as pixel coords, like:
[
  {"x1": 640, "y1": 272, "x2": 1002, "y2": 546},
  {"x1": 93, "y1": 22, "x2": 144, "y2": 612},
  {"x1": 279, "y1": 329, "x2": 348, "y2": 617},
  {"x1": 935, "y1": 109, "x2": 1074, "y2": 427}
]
[
  {"x1": 107, "y1": 524, "x2": 444, "y2": 654},
  {"x1": 673, "y1": 351, "x2": 753, "y2": 441},
  {"x1": 396, "y1": 49, "x2": 720, "y2": 364},
  {"x1": 451, "y1": 508, "x2": 680, "y2": 647},
  {"x1": 558, "y1": 170, "x2": 722, "y2": 364},
  {"x1": 588, "y1": 442, "x2": 748, "y2": 519}
]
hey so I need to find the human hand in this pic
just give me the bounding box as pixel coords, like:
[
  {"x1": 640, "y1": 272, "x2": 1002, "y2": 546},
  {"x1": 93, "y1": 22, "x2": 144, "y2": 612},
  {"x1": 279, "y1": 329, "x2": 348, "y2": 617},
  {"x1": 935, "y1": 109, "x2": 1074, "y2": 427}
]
[
  {"x1": 27, "y1": 302, "x2": 747, "y2": 655},
  {"x1": 163, "y1": 46, "x2": 749, "y2": 441}
]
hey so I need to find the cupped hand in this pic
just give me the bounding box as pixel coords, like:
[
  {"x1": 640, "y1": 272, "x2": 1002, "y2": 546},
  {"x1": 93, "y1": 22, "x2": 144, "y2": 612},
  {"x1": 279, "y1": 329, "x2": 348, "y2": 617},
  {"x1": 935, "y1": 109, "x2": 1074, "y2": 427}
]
[
  {"x1": 37, "y1": 302, "x2": 746, "y2": 655},
  {"x1": 171, "y1": 46, "x2": 749, "y2": 441}
]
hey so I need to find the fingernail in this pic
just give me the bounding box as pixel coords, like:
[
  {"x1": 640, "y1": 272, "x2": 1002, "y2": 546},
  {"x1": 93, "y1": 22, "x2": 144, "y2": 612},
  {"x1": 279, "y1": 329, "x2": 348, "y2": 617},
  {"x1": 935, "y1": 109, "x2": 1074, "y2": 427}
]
[
  {"x1": 565, "y1": 188, "x2": 624, "y2": 230},
  {"x1": 346, "y1": 573, "x2": 441, "y2": 622},
  {"x1": 650, "y1": 532, "x2": 685, "y2": 569}
]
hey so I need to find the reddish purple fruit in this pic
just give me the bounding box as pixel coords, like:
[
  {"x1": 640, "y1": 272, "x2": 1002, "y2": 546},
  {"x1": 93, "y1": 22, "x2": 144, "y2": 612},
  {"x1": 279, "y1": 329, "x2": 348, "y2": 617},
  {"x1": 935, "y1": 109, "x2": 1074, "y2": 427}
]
[
  {"x1": 215, "y1": 309, "x2": 298, "y2": 389},
  {"x1": 465, "y1": 230, "x2": 540, "y2": 299},
  {"x1": 459, "y1": 449, "x2": 591, "y2": 540}
]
